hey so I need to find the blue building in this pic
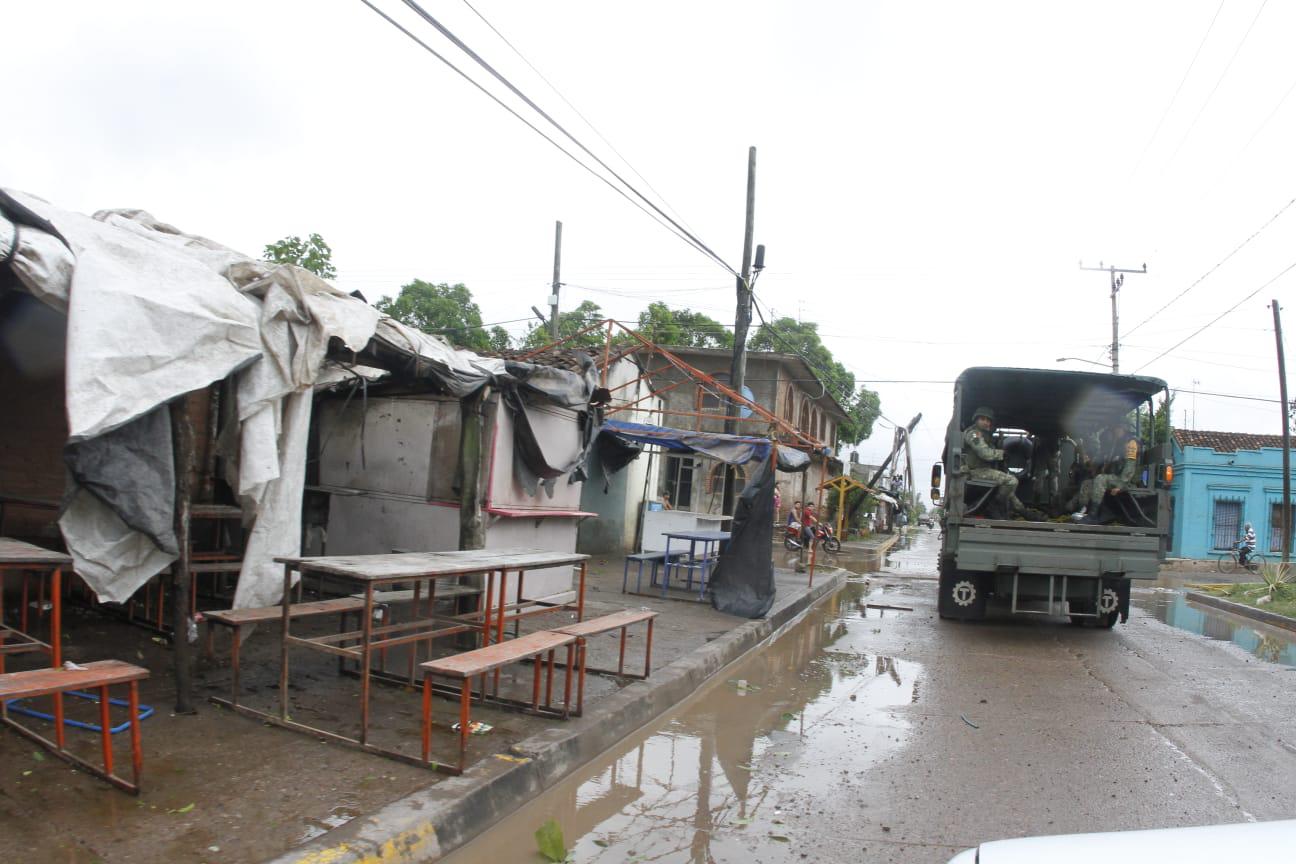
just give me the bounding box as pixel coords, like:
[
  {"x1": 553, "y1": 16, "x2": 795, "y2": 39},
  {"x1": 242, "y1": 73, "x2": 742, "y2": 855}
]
[{"x1": 1169, "y1": 429, "x2": 1295, "y2": 560}]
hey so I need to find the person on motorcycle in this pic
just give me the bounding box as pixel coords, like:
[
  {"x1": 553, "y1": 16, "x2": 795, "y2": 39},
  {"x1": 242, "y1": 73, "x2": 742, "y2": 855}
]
[{"x1": 802, "y1": 504, "x2": 819, "y2": 545}]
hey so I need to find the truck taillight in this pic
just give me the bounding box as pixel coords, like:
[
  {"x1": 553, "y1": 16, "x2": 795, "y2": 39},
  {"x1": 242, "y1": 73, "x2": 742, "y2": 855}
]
[{"x1": 1163, "y1": 464, "x2": 1174, "y2": 484}]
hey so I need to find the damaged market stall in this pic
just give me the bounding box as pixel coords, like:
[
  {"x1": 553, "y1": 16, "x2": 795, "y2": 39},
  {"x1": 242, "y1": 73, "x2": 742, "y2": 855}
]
[{"x1": 0, "y1": 188, "x2": 597, "y2": 709}]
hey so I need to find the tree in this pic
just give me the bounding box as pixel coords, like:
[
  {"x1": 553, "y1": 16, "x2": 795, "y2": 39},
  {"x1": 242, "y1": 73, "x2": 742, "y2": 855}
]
[
  {"x1": 488, "y1": 326, "x2": 513, "y2": 352},
  {"x1": 523, "y1": 300, "x2": 607, "y2": 349},
  {"x1": 263, "y1": 233, "x2": 337, "y2": 280},
  {"x1": 636, "y1": 302, "x2": 733, "y2": 349},
  {"x1": 748, "y1": 316, "x2": 880, "y2": 446},
  {"x1": 375, "y1": 280, "x2": 493, "y2": 351}
]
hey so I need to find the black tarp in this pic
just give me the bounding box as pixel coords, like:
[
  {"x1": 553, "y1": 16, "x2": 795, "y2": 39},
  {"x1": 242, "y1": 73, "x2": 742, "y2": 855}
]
[{"x1": 709, "y1": 457, "x2": 777, "y2": 618}]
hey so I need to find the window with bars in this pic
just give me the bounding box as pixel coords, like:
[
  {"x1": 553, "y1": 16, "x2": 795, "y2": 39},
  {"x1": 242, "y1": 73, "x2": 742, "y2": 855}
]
[{"x1": 1211, "y1": 499, "x2": 1242, "y2": 550}]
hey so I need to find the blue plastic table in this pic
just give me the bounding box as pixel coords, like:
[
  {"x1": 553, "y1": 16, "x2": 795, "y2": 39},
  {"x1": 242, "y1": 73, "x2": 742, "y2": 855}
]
[{"x1": 659, "y1": 530, "x2": 730, "y2": 599}]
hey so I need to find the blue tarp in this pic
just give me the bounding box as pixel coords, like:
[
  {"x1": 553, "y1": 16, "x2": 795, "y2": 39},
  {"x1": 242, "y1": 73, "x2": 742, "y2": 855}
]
[{"x1": 600, "y1": 419, "x2": 771, "y2": 465}]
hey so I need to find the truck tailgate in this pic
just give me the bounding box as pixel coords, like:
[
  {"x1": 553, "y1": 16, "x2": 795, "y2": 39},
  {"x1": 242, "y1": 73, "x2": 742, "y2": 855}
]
[{"x1": 953, "y1": 521, "x2": 1162, "y2": 578}]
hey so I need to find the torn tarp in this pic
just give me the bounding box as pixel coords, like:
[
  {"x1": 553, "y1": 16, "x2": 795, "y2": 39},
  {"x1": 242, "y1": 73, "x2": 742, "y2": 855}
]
[
  {"x1": 709, "y1": 457, "x2": 777, "y2": 618},
  {"x1": 598, "y1": 420, "x2": 772, "y2": 465}
]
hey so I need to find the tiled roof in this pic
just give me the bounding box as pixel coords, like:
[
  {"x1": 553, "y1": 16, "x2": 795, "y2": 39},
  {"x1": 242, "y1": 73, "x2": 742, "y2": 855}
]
[{"x1": 1173, "y1": 429, "x2": 1288, "y2": 452}]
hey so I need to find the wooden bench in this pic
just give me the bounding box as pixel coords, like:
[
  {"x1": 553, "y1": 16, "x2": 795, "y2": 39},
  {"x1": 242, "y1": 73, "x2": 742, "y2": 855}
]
[
  {"x1": 205, "y1": 598, "x2": 367, "y2": 708},
  {"x1": 0, "y1": 660, "x2": 149, "y2": 794},
  {"x1": 550, "y1": 609, "x2": 659, "y2": 713},
  {"x1": 419, "y1": 630, "x2": 581, "y2": 774},
  {"x1": 622, "y1": 551, "x2": 686, "y2": 594}
]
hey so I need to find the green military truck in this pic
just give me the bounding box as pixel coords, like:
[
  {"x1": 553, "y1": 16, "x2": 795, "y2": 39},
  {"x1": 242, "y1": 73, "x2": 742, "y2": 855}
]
[{"x1": 930, "y1": 367, "x2": 1173, "y2": 627}]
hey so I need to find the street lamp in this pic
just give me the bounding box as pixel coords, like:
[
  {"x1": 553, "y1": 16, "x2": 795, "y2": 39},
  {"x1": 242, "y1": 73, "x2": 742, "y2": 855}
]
[{"x1": 1056, "y1": 357, "x2": 1111, "y2": 369}]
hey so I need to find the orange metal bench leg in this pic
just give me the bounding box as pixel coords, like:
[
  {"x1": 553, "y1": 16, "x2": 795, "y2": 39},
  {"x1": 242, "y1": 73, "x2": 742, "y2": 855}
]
[
  {"x1": 576, "y1": 640, "x2": 586, "y2": 716},
  {"x1": 230, "y1": 624, "x2": 242, "y2": 708},
  {"x1": 99, "y1": 685, "x2": 114, "y2": 778},
  {"x1": 421, "y1": 675, "x2": 432, "y2": 764},
  {"x1": 644, "y1": 618, "x2": 655, "y2": 677},
  {"x1": 531, "y1": 652, "x2": 542, "y2": 709},
  {"x1": 562, "y1": 643, "x2": 574, "y2": 717},
  {"x1": 618, "y1": 627, "x2": 627, "y2": 676},
  {"x1": 458, "y1": 679, "x2": 471, "y2": 773},
  {"x1": 129, "y1": 680, "x2": 142, "y2": 787}
]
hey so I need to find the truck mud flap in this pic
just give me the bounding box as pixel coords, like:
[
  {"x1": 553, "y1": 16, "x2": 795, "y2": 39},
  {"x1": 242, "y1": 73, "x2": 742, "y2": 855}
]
[{"x1": 939, "y1": 568, "x2": 990, "y2": 621}]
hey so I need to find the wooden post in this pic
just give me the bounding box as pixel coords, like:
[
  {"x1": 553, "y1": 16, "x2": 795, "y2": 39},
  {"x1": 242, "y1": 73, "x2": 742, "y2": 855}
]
[
  {"x1": 723, "y1": 146, "x2": 757, "y2": 517},
  {"x1": 170, "y1": 396, "x2": 196, "y2": 714},
  {"x1": 1273, "y1": 301, "x2": 1291, "y2": 563}
]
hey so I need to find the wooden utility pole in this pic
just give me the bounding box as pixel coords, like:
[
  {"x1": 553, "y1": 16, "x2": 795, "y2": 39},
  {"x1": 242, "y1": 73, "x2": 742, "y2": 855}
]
[
  {"x1": 722, "y1": 147, "x2": 757, "y2": 515},
  {"x1": 549, "y1": 221, "x2": 562, "y2": 340},
  {"x1": 1273, "y1": 300, "x2": 1291, "y2": 563},
  {"x1": 169, "y1": 397, "x2": 195, "y2": 714},
  {"x1": 1079, "y1": 261, "x2": 1147, "y2": 373}
]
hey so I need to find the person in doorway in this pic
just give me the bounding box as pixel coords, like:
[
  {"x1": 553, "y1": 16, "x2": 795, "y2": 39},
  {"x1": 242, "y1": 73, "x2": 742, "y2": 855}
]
[
  {"x1": 661, "y1": 492, "x2": 673, "y2": 511},
  {"x1": 962, "y1": 406, "x2": 1040, "y2": 520},
  {"x1": 773, "y1": 485, "x2": 782, "y2": 522},
  {"x1": 1238, "y1": 522, "x2": 1257, "y2": 566}
]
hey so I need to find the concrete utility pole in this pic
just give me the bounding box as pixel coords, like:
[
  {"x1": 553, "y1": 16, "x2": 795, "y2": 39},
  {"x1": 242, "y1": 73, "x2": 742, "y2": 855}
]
[
  {"x1": 1273, "y1": 300, "x2": 1291, "y2": 563},
  {"x1": 549, "y1": 221, "x2": 562, "y2": 340},
  {"x1": 723, "y1": 147, "x2": 757, "y2": 516},
  {"x1": 1079, "y1": 261, "x2": 1147, "y2": 373}
]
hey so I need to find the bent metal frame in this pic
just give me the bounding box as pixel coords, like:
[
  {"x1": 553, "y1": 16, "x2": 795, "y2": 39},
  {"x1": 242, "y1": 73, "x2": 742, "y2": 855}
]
[{"x1": 221, "y1": 548, "x2": 588, "y2": 773}]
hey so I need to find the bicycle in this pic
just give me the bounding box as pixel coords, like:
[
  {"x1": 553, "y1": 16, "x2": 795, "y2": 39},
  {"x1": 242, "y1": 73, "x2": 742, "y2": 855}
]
[{"x1": 1216, "y1": 546, "x2": 1265, "y2": 574}]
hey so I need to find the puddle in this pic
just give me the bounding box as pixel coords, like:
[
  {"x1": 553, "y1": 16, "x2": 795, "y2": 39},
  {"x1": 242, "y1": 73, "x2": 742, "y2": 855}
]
[
  {"x1": 296, "y1": 802, "x2": 362, "y2": 844},
  {"x1": 1133, "y1": 590, "x2": 1296, "y2": 667},
  {"x1": 444, "y1": 581, "x2": 921, "y2": 863}
]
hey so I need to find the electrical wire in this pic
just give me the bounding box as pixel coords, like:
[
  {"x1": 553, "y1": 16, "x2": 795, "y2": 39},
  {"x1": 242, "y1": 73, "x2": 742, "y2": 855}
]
[
  {"x1": 1133, "y1": 258, "x2": 1296, "y2": 372},
  {"x1": 1124, "y1": 194, "x2": 1296, "y2": 339},
  {"x1": 1170, "y1": 387, "x2": 1283, "y2": 404},
  {"x1": 355, "y1": 0, "x2": 735, "y2": 277},
  {"x1": 392, "y1": 0, "x2": 738, "y2": 278},
  {"x1": 457, "y1": 0, "x2": 701, "y2": 240},
  {"x1": 1167, "y1": 0, "x2": 1270, "y2": 165},
  {"x1": 1129, "y1": 0, "x2": 1225, "y2": 178}
]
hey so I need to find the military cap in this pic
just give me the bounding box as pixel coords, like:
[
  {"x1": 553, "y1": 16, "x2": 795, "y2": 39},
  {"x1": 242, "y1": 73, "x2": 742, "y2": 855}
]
[{"x1": 972, "y1": 406, "x2": 995, "y2": 422}]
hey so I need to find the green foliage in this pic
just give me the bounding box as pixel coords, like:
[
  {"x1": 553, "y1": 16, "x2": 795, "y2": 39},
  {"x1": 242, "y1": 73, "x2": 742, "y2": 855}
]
[
  {"x1": 535, "y1": 819, "x2": 567, "y2": 863},
  {"x1": 748, "y1": 316, "x2": 880, "y2": 446},
  {"x1": 374, "y1": 280, "x2": 492, "y2": 351},
  {"x1": 523, "y1": 300, "x2": 607, "y2": 349},
  {"x1": 488, "y1": 326, "x2": 512, "y2": 352},
  {"x1": 636, "y1": 301, "x2": 734, "y2": 349},
  {"x1": 262, "y1": 233, "x2": 337, "y2": 280}
]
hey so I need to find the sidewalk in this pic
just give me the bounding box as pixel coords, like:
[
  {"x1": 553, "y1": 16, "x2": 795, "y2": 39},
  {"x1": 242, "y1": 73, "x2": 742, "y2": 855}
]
[{"x1": 0, "y1": 557, "x2": 847, "y2": 864}]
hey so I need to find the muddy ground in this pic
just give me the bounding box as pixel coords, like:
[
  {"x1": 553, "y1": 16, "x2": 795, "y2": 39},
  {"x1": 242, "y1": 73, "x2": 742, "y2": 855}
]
[{"x1": 447, "y1": 527, "x2": 1296, "y2": 863}]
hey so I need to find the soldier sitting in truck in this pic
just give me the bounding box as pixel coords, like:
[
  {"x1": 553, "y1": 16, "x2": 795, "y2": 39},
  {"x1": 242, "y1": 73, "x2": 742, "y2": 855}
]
[
  {"x1": 1072, "y1": 421, "x2": 1141, "y2": 524},
  {"x1": 962, "y1": 407, "x2": 1045, "y2": 521}
]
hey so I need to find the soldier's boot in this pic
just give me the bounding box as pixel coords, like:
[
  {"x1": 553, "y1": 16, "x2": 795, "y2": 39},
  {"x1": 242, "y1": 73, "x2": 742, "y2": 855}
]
[{"x1": 989, "y1": 497, "x2": 1011, "y2": 520}]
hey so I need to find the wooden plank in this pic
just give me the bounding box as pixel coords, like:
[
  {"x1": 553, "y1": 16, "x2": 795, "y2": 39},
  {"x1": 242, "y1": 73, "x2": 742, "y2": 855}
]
[
  {"x1": 190, "y1": 561, "x2": 244, "y2": 574},
  {"x1": 421, "y1": 631, "x2": 576, "y2": 678},
  {"x1": 552, "y1": 609, "x2": 658, "y2": 638},
  {"x1": 273, "y1": 548, "x2": 588, "y2": 581},
  {"x1": 0, "y1": 538, "x2": 73, "y2": 566},
  {"x1": 348, "y1": 585, "x2": 483, "y2": 604},
  {"x1": 205, "y1": 597, "x2": 366, "y2": 626},
  {"x1": 0, "y1": 660, "x2": 148, "y2": 700}
]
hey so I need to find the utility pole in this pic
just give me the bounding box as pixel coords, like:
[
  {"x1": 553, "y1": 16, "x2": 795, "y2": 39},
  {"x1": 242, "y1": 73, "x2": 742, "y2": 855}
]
[
  {"x1": 1273, "y1": 300, "x2": 1291, "y2": 563},
  {"x1": 722, "y1": 146, "x2": 757, "y2": 516},
  {"x1": 1079, "y1": 261, "x2": 1147, "y2": 373},
  {"x1": 549, "y1": 221, "x2": 562, "y2": 340}
]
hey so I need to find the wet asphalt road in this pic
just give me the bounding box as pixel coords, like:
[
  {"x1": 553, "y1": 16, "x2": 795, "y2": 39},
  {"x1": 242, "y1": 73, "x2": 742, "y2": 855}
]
[{"x1": 447, "y1": 528, "x2": 1296, "y2": 863}]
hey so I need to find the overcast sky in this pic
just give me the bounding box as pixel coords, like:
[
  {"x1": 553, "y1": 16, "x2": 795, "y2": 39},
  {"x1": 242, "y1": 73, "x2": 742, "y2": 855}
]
[{"x1": 6, "y1": 1, "x2": 1296, "y2": 502}]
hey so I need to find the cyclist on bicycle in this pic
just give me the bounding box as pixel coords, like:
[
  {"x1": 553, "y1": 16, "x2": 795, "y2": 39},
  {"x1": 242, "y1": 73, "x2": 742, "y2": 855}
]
[{"x1": 1238, "y1": 522, "x2": 1257, "y2": 566}]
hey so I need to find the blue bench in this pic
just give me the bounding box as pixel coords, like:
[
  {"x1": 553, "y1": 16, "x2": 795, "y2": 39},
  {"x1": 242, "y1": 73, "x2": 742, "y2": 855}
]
[{"x1": 622, "y1": 551, "x2": 686, "y2": 594}]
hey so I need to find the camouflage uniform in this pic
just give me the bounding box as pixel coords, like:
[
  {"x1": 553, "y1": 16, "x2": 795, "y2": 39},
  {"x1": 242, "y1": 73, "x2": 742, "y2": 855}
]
[
  {"x1": 1088, "y1": 433, "x2": 1140, "y2": 511},
  {"x1": 962, "y1": 423, "x2": 1025, "y2": 516}
]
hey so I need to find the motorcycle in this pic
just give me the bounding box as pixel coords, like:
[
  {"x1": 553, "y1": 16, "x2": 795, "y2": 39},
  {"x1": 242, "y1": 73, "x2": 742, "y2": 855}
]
[{"x1": 783, "y1": 520, "x2": 842, "y2": 553}]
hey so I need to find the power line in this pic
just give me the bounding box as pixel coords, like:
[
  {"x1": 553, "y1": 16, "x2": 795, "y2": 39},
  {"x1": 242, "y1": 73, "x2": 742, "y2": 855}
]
[
  {"x1": 391, "y1": 0, "x2": 739, "y2": 278},
  {"x1": 1129, "y1": 0, "x2": 1226, "y2": 178},
  {"x1": 1170, "y1": 387, "x2": 1283, "y2": 404},
  {"x1": 1124, "y1": 194, "x2": 1296, "y2": 339},
  {"x1": 457, "y1": 0, "x2": 701, "y2": 240},
  {"x1": 1133, "y1": 257, "x2": 1296, "y2": 372},
  {"x1": 356, "y1": 0, "x2": 729, "y2": 275},
  {"x1": 1167, "y1": 0, "x2": 1270, "y2": 165}
]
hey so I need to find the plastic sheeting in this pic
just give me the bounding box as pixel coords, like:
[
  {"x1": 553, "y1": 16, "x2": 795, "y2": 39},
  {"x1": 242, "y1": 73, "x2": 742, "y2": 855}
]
[
  {"x1": 709, "y1": 457, "x2": 777, "y2": 618},
  {"x1": 599, "y1": 420, "x2": 772, "y2": 465}
]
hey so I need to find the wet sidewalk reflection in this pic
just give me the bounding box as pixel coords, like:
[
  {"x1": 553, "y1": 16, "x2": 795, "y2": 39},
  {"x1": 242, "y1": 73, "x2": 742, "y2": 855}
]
[
  {"x1": 446, "y1": 580, "x2": 919, "y2": 863},
  {"x1": 1133, "y1": 590, "x2": 1296, "y2": 667}
]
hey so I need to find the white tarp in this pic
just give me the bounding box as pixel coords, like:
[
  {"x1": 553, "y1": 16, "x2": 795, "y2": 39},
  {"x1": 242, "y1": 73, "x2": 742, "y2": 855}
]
[{"x1": 3, "y1": 190, "x2": 379, "y2": 606}]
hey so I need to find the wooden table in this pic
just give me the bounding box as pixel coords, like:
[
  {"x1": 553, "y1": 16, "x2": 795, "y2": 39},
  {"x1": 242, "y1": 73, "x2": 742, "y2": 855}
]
[
  {"x1": 251, "y1": 548, "x2": 589, "y2": 767},
  {"x1": 0, "y1": 539, "x2": 73, "y2": 753},
  {"x1": 659, "y1": 531, "x2": 730, "y2": 599}
]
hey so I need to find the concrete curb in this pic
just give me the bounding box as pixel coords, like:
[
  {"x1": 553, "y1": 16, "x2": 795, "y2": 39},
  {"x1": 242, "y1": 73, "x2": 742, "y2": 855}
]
[
  {"x1": 267, "y1": 569, "x2": 849, "y2": 864},
  {"x1": 1186, "y1": 590, "x2": 1296, "y2": 635}
]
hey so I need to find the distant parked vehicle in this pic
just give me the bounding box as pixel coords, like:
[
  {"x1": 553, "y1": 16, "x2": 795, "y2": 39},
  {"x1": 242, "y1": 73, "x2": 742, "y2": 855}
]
[{"x1": 918, "y1": 516, "x2": 935, "y2": 528}]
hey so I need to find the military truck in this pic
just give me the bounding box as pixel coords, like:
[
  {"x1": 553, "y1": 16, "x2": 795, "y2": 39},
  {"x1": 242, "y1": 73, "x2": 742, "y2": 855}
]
[{"x1": 930, "y1": 367, "x2": 1172, "y2": 627}]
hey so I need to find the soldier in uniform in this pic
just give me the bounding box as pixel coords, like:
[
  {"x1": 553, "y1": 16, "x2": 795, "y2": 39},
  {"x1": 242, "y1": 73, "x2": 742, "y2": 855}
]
[
  {"x1": 963, "y1": 406, "x2": 1039, "y2": 520},
  {"x1": 1075, "y1": 421, "x2": 1140, "y2": 524}
]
